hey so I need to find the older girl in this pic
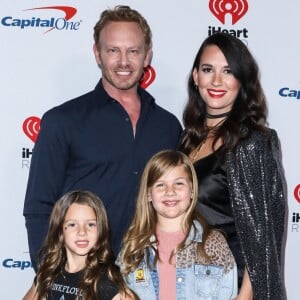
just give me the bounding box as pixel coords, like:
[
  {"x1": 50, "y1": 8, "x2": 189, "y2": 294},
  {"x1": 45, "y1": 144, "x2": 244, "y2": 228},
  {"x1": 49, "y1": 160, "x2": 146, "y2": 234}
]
[{"x1": 118, "y1": 150, "x2": 237, "y2": 299}]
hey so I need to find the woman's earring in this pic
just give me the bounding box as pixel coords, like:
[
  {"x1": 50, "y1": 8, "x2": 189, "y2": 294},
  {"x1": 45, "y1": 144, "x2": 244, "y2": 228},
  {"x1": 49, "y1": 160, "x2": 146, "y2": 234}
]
[{"x1": 194, "y1": 82, "x2": 198, "y2": 91}]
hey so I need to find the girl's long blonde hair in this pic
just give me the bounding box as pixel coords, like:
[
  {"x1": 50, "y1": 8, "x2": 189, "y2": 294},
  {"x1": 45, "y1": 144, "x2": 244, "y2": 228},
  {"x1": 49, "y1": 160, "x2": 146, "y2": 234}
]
[{"x1": 120, "y1": 150, "x2": 210, "y2": 274}]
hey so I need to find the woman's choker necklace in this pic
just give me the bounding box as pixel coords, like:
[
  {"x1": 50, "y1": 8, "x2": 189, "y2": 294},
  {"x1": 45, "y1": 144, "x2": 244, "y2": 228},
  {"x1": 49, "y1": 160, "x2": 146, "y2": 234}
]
[{"x1": 206, "y1": 111, "x2": 231, "y2": 119}]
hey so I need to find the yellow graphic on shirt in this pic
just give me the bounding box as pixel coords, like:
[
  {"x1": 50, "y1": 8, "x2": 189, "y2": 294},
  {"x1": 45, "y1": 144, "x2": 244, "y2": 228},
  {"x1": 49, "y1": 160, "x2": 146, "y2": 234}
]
[{"x1": 135, "y1": 268, "x2": 145, "y2": 282}]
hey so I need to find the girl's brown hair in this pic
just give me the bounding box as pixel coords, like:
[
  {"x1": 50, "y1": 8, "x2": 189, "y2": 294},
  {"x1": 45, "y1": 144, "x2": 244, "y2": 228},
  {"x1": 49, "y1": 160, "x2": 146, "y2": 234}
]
[{"x1": 35, "y1": 190, "x2": 132, "y2": 299}]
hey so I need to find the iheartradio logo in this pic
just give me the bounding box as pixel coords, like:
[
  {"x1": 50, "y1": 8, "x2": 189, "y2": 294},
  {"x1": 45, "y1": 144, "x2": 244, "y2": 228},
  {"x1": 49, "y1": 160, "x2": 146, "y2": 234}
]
[
  {"x1": 139, "y1": 65, "x2": 156, "y2": 89},
  {"x1": 209, "y1": 0, "x2": 248, "y2": 25},
  {"x1": 23, "y1": 116, "x2": 41, "y2": 143},
  {"x1": 294, "y1": 184, "x2": 300, "y2": 204}
]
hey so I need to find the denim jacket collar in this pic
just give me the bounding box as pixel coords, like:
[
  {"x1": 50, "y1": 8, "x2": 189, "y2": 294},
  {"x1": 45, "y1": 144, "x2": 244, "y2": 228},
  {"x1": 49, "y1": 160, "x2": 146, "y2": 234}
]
[{"x1": 186, "y1": 221, "x2": 203, "y2": 244}]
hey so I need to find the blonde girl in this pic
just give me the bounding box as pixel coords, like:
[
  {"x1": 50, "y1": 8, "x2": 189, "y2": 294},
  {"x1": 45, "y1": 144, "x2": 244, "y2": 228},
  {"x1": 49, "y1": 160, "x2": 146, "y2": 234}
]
[{"x1": 118, "y1": 150, "x2": 237, "y2": 300}]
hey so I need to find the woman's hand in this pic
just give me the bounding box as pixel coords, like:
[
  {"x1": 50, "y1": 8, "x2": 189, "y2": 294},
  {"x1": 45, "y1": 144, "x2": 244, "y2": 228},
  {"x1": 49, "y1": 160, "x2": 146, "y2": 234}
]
[
  {"x1": 234, "y1": 268, "x2": 253, "y2": 300},
  {"x1": 112, "y1": 292, "x2": 137, "y2": 300}
]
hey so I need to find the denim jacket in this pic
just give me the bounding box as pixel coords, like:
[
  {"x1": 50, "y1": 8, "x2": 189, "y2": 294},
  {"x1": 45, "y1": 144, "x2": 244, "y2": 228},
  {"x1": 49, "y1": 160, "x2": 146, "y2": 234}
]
[{"x1": 120, "y1": 221, "x2": 237, "y2": 300}]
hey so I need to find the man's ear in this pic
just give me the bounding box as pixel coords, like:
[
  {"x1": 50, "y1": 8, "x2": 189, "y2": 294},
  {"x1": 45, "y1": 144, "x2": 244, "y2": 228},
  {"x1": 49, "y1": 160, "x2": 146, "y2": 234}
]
[
  {"x1": 93, "y1": 44, "x2": 101, "y2": 66},
  {"x1": 144, "y1": 48, "x2": 153, "y2": 67}
]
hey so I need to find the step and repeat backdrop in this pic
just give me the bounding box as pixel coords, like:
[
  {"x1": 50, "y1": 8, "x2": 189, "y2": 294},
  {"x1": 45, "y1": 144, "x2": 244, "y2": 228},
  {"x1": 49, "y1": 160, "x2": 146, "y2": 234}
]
[{"x1": 1, "y1": 0, "x2": 299, "y2": 298}]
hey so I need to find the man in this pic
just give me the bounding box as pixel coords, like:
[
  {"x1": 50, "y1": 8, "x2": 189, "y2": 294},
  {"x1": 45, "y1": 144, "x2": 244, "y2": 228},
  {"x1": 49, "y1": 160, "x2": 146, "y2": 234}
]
[{"x1": 23, "y1": 5, "x2": 182, "y2": 271}]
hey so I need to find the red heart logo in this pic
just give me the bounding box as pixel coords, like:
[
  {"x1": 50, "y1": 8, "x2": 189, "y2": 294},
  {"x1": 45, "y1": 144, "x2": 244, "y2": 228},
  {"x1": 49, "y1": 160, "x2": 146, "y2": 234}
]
[
  {"x1": 23, "y1": 116, "x2": 41, "y2": 143},
  {"x1": 294, "y1": 184, "x2": 300, "y2": 204},
  {"x1": 209, "y1": 0, "x2": 248, "y2": 25},
  {"x1": 139, "y1": 65, "x2": 156, "y2": 89}
]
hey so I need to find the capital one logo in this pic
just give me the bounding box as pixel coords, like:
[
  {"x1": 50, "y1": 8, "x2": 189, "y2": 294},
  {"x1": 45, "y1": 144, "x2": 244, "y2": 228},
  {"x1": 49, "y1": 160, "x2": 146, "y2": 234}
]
[
  {"x1": 209, "y1": 0, "x2": 248, "y2": 25},
  {"x1": 24, "y1": 6, "x2": 77, "y2": 33},
  {"x1": 1, "y1": 6, "x2": 79, "y2": 33},
  {"x1": 25, "y1": 6, "x2": 77, "y2": 20},
  {"x1": 23, "y1": 116, "x2": 41, "y2": 143}
]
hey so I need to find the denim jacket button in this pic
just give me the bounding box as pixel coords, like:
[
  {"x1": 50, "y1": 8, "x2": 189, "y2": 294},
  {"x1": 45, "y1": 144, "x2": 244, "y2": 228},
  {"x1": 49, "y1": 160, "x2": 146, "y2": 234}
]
[{"x1": 206, "y1": 269, "x2": 211, "y2": 275}]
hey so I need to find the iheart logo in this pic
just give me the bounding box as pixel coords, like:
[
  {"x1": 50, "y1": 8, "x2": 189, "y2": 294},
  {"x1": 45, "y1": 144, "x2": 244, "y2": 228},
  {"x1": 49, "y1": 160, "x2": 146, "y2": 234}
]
[
  {"x1": 294, "y1": 184, "x2": 300, "y2": 204},
  {"x1": 139, "y1": 65, "x2": 156, "y2": 89},
  {"x1": 209, "y1": 0, "x2": 248, "y2": 25},
  {"x1": 23, "y1": 116, "x2": 41, "y2": 143}
]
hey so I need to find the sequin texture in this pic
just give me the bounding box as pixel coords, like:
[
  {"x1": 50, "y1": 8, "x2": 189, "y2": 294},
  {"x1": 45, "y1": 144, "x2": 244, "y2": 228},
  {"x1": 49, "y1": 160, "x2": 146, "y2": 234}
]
[{"x1": 226, "y1": 129, "x2": 287, "y2": 299}]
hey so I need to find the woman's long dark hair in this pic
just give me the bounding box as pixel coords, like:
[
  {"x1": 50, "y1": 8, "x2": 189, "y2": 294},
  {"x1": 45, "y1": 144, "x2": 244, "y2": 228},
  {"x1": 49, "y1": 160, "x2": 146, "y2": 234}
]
[{"x1": 180, "y1": 33, "x2": 268, "y2": 155}]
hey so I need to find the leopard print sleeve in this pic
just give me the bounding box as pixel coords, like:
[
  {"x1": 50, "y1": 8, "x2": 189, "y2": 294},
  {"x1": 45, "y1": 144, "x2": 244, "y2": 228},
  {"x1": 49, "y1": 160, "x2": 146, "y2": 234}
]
[{"x1": 204, "y1": 230, "x2": 236, "y2": 273}]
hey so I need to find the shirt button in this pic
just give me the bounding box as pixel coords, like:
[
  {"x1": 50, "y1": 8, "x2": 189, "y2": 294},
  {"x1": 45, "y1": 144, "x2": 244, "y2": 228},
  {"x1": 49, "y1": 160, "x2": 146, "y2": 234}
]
[
  {"x1": 133, "y1": 171, "x2": 138, "y2": 175},
  {"x1": 177, "y1": 277, "x2": 184, "y2": 283},
  {"x1": 125, "y1": 117, "x2": 130, "y2": 122}
]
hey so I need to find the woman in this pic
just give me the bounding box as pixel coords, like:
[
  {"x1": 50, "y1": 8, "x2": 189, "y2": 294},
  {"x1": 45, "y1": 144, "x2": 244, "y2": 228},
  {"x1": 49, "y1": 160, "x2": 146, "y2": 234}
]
[{"x1": 179, "y1": 33, "x2": 286, "y2": 299}]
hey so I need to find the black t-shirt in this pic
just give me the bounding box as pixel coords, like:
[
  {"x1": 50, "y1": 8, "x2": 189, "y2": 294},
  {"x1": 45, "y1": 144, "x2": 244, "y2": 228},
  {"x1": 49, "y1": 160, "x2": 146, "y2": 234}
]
[{"x1": 44, "y1": 268, "x2": 119, "y2": 299}]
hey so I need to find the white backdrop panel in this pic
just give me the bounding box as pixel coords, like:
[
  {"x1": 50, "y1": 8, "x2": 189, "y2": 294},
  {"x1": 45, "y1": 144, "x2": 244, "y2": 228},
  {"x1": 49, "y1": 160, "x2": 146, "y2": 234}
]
[{"x1": 0, "y1": 1, "x2": 299, "y2": 298}]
